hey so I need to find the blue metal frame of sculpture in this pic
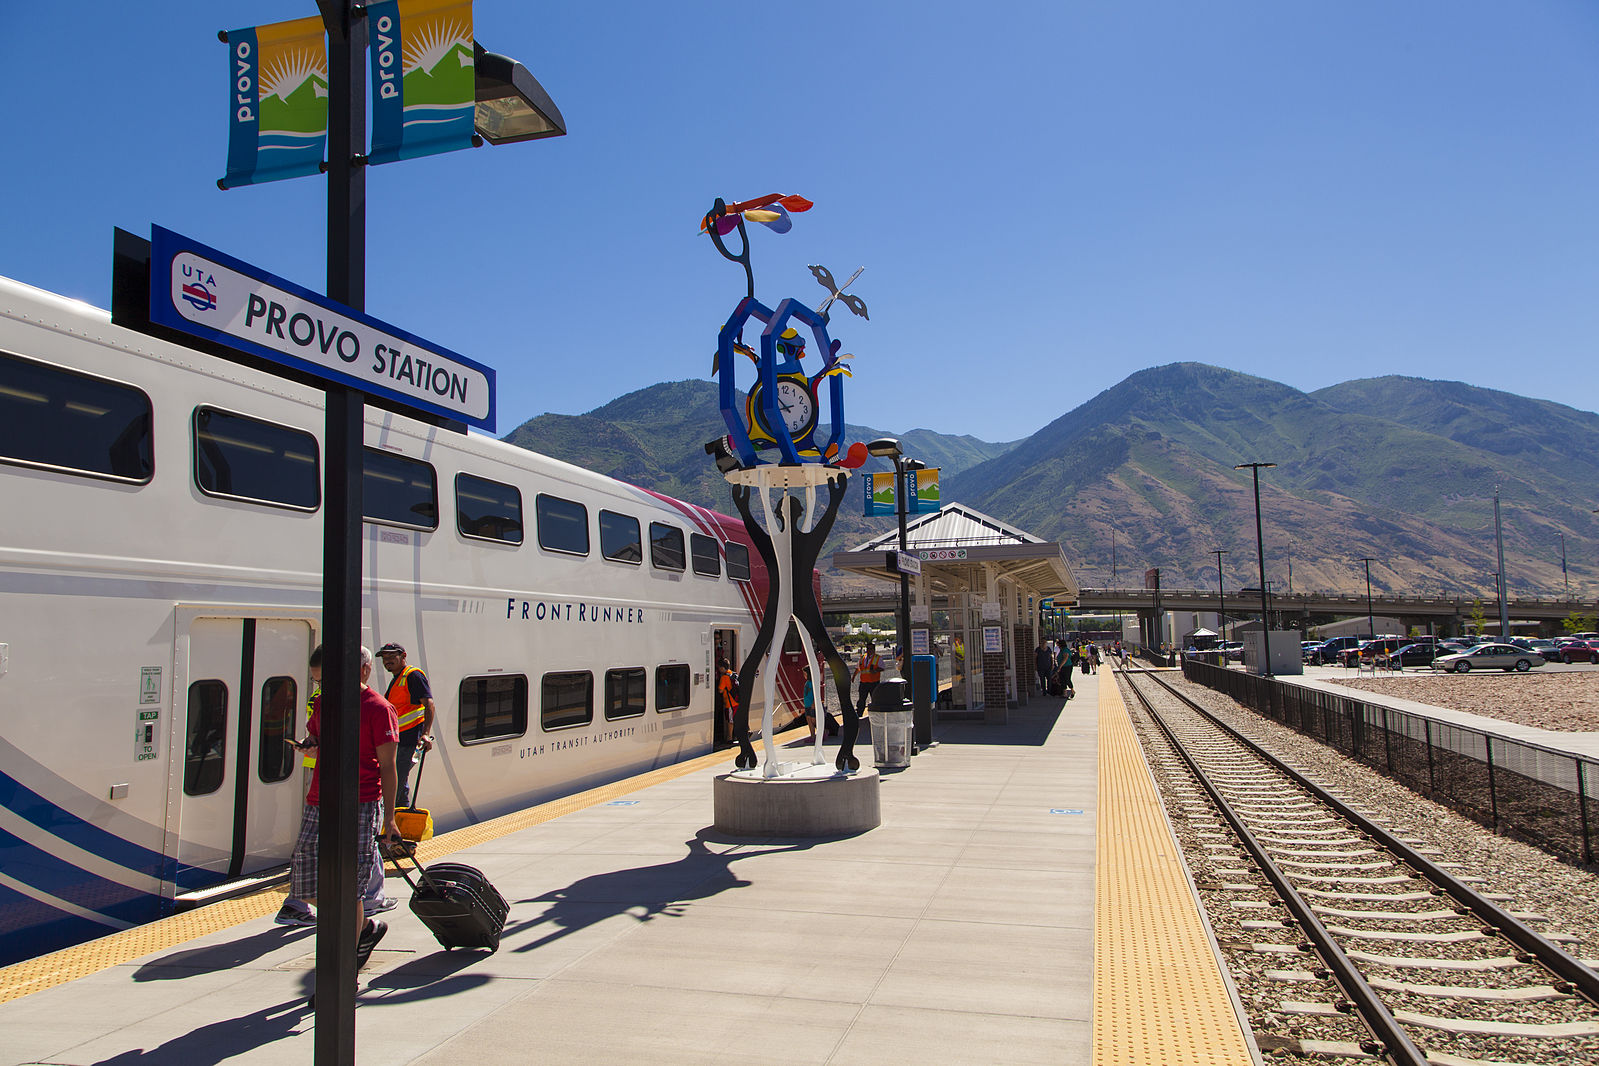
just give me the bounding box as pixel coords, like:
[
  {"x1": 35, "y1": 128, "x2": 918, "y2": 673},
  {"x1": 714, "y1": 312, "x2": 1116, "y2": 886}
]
[{"x1": 700, "y1": 193, "x2": 871, "y2": 773}]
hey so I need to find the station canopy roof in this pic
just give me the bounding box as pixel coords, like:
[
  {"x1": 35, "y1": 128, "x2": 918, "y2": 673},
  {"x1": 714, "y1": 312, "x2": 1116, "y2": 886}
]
[{"x1": 831, "y1": 502, "x2": 1078, "y2": 603}]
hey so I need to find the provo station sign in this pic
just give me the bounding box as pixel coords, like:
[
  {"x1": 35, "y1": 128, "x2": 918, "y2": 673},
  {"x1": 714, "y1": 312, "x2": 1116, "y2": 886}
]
[{"x1": 148, "y1": 225, "x2": 496, "y2": 431}]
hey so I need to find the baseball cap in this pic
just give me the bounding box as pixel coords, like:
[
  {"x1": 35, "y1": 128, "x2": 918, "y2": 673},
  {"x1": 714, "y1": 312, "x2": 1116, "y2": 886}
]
[{"x1": 378, "y1": 642, "x2": 405, "y2": 657}]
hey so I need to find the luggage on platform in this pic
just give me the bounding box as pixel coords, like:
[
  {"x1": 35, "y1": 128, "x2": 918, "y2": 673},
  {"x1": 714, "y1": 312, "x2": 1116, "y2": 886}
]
[{"x1": 385, "y1": 844, "x2": 509, "y2": 952}]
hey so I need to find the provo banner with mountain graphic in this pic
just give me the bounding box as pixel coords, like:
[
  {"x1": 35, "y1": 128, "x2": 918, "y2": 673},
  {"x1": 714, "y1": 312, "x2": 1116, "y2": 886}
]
[
  {"x1": 866, "y1": 469, "x2": 943, "y2": 517},
  {"x1": 222, "y1": 16, "x2": 329, "y2": 188},
  {"x1": 367, "y1": 0, "x2": 475, "y2": 165}
]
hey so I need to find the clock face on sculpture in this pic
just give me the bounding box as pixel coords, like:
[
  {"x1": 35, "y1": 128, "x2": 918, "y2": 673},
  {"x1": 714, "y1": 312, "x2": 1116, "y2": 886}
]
[{"x1": 774, "y1": 377, "x2": 816, "y2": 437}]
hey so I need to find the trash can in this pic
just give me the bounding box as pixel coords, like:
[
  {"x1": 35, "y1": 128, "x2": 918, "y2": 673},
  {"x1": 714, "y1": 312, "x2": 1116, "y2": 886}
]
[{"x1": 870, "y1": 678, "x2": 913, "y2": 768}]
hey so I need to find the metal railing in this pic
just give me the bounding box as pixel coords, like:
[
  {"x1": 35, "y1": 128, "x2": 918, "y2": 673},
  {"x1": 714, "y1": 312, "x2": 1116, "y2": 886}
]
[{"x1": 1181, "y1": 658, "x2": 1597, "y2": 866}]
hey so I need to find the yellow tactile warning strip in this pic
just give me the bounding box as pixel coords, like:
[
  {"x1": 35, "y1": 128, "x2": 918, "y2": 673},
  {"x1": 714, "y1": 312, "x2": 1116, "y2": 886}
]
[
  {"x1": 0, "y1": 732, "x2": 782, "y2": 1004},
  {"x1": 1093, "y1": 675, "x2": 1255, "y2": 1065}
]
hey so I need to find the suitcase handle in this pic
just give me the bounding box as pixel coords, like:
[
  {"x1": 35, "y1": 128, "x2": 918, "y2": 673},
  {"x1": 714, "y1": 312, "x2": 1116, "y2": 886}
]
[{"x1": 380, "y1": 838, "x2": 444, "y2": 895}]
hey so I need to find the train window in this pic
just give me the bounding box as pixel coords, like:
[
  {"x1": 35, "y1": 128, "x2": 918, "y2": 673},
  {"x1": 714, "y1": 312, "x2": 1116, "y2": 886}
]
[
  {"x1": 655, "y1": 664, "x2": 691, "y2": 712},
  {"x1": 456, "y1": 473, "x2": 523, "y2": 544},
  {"x1": 541, "y1": 671, "x2": 593, "y2": 730},
  {"x1": 193, "y1": 407, "x2": 320, "y2": 510},
  {"x1": 599, "y1": 510, "x2": 642, "y2": 564},
  {"x1": 459, "y1": 674, "x2": 528, "y2": 744},
  {"x1": 0, "y1": 351, "x2": 152, "y2": 483},
  {"x1": 257, "y1": 676, "x2": 298, "y2": 783},
  {"x1": 650, "y1": 522, "x2": 685, "y2": 572},
  {"x1": 725, "y1": 542, "x2": 751, "y2": 581},
  {"x1": 536, "y1": 494, "x2": 589, "y2": 555},
  {"x1": 364, "y1": 448, "x2": 438, "y2": 530},
  {"x1": 690, "y1": 534, "x2": 721, "y2": 577},
  {"x1": 604, "y1": 668, "x2": 647, "y2": 720},
  {"x1": 183, "y1": 680, "x2": 228, "y2": 796}
]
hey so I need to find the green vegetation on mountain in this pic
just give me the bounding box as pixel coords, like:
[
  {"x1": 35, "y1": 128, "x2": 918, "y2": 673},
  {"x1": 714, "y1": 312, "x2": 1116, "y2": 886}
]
[{"x1": 502, "y1": 367, "x2": 1599, "y2": 600}]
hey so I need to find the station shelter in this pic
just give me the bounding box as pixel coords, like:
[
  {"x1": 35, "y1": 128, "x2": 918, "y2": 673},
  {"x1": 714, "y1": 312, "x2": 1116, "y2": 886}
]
[{"x1": 830, "y1": 503, "x2": 1077, "y2": 721}]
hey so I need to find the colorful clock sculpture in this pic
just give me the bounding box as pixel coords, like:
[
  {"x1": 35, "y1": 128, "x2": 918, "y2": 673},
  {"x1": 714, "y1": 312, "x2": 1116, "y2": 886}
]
[{"x1": 701, "y1": 193, "x2": 870, "y2": 774}]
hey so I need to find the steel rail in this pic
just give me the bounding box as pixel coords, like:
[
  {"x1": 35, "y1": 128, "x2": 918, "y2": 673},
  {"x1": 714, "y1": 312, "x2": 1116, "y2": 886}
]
[
  {"x1": 1119, "y1": 664, "x2": 1431, "y2": 1066},
  {"x1": 1133, "y1": 663, "x2": 1599, "y2": 1009}
]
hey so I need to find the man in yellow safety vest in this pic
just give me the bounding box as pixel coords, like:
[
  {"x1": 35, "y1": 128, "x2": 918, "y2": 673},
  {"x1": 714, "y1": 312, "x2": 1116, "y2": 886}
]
[{"x1": 378, "y1": 642, "x2": 435, "y2": 809}]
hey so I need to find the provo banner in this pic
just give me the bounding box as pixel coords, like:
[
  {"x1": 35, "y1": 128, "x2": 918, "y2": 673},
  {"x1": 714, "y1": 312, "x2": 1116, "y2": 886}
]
[{"x1": 148, "y1": 225, "x2": 495, "y2": 431}]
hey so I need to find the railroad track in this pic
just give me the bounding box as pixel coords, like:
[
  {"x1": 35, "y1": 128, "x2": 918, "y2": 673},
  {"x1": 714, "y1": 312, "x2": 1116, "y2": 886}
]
[{"x1": 1115, "y1": 662, "x2": 1599, "y2": 1066}]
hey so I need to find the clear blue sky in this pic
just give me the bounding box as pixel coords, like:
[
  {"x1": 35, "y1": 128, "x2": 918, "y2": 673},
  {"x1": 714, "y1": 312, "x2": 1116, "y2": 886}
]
[{"x1": 3, "y1": 2, "x2": 1597, "y2": 442}]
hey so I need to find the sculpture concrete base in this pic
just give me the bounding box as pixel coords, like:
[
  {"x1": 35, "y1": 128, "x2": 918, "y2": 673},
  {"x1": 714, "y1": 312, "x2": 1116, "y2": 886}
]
[{"x1": 713, "y1": 764, "x2": 881, "y2": 837}]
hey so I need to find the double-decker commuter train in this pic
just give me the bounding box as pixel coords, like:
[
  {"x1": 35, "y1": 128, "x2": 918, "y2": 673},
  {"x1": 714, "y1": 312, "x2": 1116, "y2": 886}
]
[{"x1": 0, "y1": 273, "x2": 808, "y2": 966}]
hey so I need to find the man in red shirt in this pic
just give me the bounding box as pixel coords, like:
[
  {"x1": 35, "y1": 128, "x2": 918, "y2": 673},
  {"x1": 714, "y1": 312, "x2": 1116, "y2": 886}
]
[{"x1": 280, "y1": 645, "x2": 401, "y2": 968}]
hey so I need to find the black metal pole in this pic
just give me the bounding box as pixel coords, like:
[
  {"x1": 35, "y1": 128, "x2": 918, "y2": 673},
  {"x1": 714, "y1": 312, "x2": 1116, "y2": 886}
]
[
  {"x1": 1212, "y1": 548, "x2": 1227, "y2": 642},
  {"x1": 316, "y1": 2, "x2": 366, "y2": 1061},
  {"x1": 1361, "y1": 557, "x2": 1375, "y2": 638},
  {"x1": 896, "y1": 458, "x2": 910, "y2": 673},
  {"x1": 1237, "y1": 463, "x2": 1273, "y2": 677}
]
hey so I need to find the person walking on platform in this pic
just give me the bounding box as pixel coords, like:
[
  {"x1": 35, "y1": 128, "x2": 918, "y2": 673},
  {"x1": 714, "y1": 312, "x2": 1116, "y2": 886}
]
[
  {"x1": 278, "y1": 646, "x2": 401, "y2": 969},
  {"x1": 1034, "y1": 640, "x2": 1053, "y2": 694},
  {"x1": 378, "y1": 643, "x2": 434, "y2": 810},
  {"x1": 1080, "y1": 643, "x2": 1092, "y2": 678},
  {"x1": 852, "y1": 641, "x2": 883, "y2": 712},
  {"x1": 1054, "y1": 638, "x2": 1075, "y2": 699}
]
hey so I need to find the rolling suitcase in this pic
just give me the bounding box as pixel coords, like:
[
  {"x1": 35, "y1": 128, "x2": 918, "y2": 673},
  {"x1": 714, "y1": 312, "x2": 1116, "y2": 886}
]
[{"x1": 385, "y1": 844, "x2": 509, "y2": 952}]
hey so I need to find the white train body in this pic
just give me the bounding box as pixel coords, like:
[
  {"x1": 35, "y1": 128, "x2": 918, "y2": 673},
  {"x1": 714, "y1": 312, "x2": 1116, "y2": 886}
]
[{"x1": 0, "y1": 275, "x2": 800, "y2": 965}]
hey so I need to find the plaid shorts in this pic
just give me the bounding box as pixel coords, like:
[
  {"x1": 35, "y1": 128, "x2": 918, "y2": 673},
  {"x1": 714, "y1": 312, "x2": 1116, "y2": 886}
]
[{"x1": 289, "y1": 799, "x2": 381, "y2": 902}]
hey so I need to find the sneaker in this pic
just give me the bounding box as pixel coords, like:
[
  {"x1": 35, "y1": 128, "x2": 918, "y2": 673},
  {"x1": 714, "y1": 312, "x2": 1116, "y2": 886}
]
[
  {"x1": 274, "y1": 904, "x2": 316, "y2": 927},
  {"x1": 355, "y1": 918, "x2": 387, "y2": 969},
  {"x1": 365, "y1": 896, "x2": 399, "y2": 916}
]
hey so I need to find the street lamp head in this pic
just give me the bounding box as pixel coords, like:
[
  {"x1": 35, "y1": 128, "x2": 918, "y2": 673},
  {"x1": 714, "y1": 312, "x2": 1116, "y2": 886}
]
[
  {"x1": 474, "y1": 44, "x2": 567, "y2": 145},
  {"x1": 866, "y1": 437, "x2": 902, "y2": 459},
  {"x1": 904, "y1": 458, "x2": 927, "y2": 471}
]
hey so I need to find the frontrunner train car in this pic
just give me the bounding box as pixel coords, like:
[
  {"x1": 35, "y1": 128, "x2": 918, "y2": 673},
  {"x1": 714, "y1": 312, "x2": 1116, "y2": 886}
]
[{"x1": 0, "y1": 274, "x2": 807, "y2": 966}]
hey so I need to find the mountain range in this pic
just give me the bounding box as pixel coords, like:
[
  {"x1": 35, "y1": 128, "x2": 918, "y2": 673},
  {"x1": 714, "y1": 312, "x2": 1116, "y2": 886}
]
[{"x1": 502, "y1": 365, "x2": 1599, "y2": 602}]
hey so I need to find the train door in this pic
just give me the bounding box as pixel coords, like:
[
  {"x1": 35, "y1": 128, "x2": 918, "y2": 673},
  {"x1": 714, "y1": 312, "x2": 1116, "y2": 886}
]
[
  {"x1": 173, "y1": 612, "x2": 313, "y2": 883},
  {"x1": 712, "y1": 628, "x2": 739, "y2": 748}
]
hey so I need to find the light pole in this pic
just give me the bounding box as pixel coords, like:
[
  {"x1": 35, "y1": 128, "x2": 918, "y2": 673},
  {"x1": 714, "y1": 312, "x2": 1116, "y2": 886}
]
[
  {"x1": 867, "y1": 438, "x2": 921, "y2": 673},
  {"x1": 1235, "y1": 463, "x2": 1276, "y2": 675},
  {"x1": 1359, "y1": 557, "x2": 1376, "y2": 638},
  {"x1": 307, "y1": 5, "x2": 564, "y2": 1058},
  {"x1": 1559, "y1": 532, "x2": 1569, "y2": 596},
  {"x1": 1212, "y1": 549, "x2": 1228, "y2": 641}
]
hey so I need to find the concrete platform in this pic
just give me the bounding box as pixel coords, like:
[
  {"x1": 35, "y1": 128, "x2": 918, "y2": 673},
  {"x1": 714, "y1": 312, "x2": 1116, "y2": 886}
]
[{"x1": 0, "y1": 667, "x2": 1251, "y2": 1065}]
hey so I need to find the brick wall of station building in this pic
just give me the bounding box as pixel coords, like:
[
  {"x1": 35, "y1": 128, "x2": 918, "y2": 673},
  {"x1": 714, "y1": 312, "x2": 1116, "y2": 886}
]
[
  {"x1": 983, "y1": 627, "x2": 1008, "y2": 720},
  {"x1": 1016, "y1": 623, "x2": 1034, "y2": 701}
]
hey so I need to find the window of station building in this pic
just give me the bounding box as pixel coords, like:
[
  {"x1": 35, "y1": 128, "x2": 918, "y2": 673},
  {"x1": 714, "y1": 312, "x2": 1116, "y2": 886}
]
[
  {"x1": 655, "y1": 663, "x2": 691, "y2": 712},
  {"x1": 459, "y1": 674, "x2": 528, "y2": 744},
  {"x1": 690, "y1": 533, "x2": 721, "y2": 577},
  {"x1": 604, "y1": 668, "x2": 647, "y2": 720},
  {"x1": 193, "y1": 406, "x2": 320, "y2": 510},
  {"x1": 0, "y1": 351, "x2": 153, "y2": 483},
  {"x1": 183, "y1": 680, "x2": 228, "y2": 796},
  {"x1": 649, "y1": 522, "x2": 684, "y2": 572},
  {"x1": 599, "y1": 509, "x2": 642, "y2": 564},
  {"x1": 537, "y1": 493, "x2": 589, "y2": 556},
  {"x1": 541, "y1": 671, "x2": 593, "y2": 730},
  {"x1": 257, "y1": 676, "x2": 298, "y2": 784},
  {"x1": 725, "y1": 541, "x2": 751, "y2": 581},
  {"x1": 456, "y1": 472, "x2": 523, "y2": 544},
  {"x1": 364, "y1": 448, "x2": 438, "y2": 530}
]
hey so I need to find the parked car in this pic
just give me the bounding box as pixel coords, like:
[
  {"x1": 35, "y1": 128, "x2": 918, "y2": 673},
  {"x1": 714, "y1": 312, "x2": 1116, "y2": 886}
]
[
  {"x1": 1216, "y1": 641, "x2": 1244, "y2": 662},
  {"x1": 1341, "y1": 636, "x2": 1409, "y2": 667},
  {"x1": 1430, "y1": 643, "x2": 1546, "y2": 673},
  {"x1": 1301, "y1": 640, "x2": 1326, "y2": 663},
  {"x1": 1384, "y1": 643, "x2": 1445, "y2": 669},
  {"x1": 1312, "y1": 636, "x2": 1366, "y2": 665},
  {"x1": 1524, "y1": 638, "x2": 1563, "y2": 661},
  {"x1": 1556, "y1": 640, "x2": 1599, "y2": 664}
]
